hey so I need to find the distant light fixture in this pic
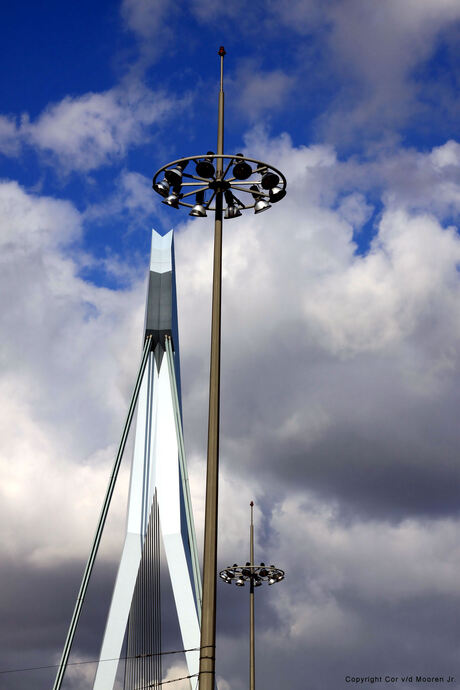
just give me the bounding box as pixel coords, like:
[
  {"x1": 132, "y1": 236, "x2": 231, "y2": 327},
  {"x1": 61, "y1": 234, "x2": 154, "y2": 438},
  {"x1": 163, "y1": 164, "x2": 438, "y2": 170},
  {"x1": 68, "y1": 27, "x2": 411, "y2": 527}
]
[
  {"x1": 189, "y1": 190, "x2": 207, "y2": 217},
  {"x1": 232, "y1": 153, "x2": 252, "y2": 180},
  {"x1": 218, "y1": 502, "x2": 285, "y2": 690}
]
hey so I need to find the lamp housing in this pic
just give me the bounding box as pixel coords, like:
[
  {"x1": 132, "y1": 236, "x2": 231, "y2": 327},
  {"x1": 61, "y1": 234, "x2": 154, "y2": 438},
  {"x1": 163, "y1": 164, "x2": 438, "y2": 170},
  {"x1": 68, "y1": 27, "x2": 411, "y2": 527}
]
[
  {"x1": 153, "y1": 177, "x2": 170, "y2": 198},
  {"x1": 260, "y1": 168, "x2": 280, "y2": 190},
  {"x1": 165, "y1": 160, "x2": 189, "y2": 187},
  {"x1": 189, "y1": 190, "x2": 207, "y2": 217},
  {"x1": 232, "y1": 153, "x2": 252, "y2": 180},
  {"x1": 269, "y1": 185, "x2": 286, "y2": 203},
  {"x1": 196, "y1": 152, "x2": 215, "y2": 179}
]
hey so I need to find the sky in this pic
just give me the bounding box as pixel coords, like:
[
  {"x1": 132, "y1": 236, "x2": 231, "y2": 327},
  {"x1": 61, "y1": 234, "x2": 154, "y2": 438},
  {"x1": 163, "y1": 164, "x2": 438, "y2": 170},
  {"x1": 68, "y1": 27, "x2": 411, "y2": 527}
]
[{"x1": 1, "y1": 1, "x2": 460, "y2": 689}]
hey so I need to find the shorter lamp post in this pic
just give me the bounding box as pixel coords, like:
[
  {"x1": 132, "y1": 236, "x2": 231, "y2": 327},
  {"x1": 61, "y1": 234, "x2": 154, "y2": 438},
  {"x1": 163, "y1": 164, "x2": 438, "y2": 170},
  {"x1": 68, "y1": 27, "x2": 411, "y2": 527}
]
[{"x1": 219, "y1": 502, "x2": 285, "y2": 690}]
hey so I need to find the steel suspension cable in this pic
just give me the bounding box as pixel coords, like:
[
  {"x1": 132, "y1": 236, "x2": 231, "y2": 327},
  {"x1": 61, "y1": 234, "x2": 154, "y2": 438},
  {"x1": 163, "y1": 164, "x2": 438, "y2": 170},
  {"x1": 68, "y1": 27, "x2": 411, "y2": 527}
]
[{"x1": 52, "y1": 335, "x2": 153, "y2": 690}]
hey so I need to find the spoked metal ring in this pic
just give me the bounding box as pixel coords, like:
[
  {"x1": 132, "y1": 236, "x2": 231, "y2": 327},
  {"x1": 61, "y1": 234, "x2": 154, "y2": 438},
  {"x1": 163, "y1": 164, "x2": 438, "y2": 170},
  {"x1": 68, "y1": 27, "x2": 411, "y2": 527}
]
[{"x1": 152, "y1": 154, "x2": 287, "y2": 215}]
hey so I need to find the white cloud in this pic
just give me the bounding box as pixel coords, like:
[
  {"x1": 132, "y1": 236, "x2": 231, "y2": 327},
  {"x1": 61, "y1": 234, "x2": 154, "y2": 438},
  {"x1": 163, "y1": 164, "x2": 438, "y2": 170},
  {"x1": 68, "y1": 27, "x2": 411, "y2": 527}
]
[
  {"x1": 161, "y1": 662, "x2": 194, "y2": 690},
  {"x1": 336, "y1": 192, "x2": 374, "y2": 230},
  {"x1": 430, "y1": 139, "x2": 460, "y2": 168},
  {"x1": 190, "y1": 0, "x2": 460, "y2": 139},
  {"x1": 121, "y1": 0, "x2": 170, "y2": 40},
  {"x1": 119, "y1": 0, "x2": 179, "y2": 70},
  {"x1": 0, "y1": 181, "x2": 145, "y2": 564},
  {"x1": 175, "y1": 131, "x2": 460, "y2": 512},
  {"x1": 84, "y1": 169, "x2": 154, "y2": 226},
  {"x1": 319, "y1": 0, "x2": 460, "y2": 137},
  {"x1": 2, "y1": 131, "x2": 460, "y2": 686},
  {"x1": 27, "y1": 82, "x2": 173, "y2": 171},
  {"x1": 0, "y1": 115, "x2": 21, "y2": 156},
  {"x1": 2, "y1": 131, "x2": 454, "y2": 576},
  {"x1": 0, "y1": 82, "x2": 175, "y2": 172},
  {"x1": 234, "y1": 65, "x2": 296, "y2": 119},
  {"x1": 303, "y1": 209, "x2": 460, "y2": 357},
  {"x1": 275, "y1": 493, "x2": 460, "y2": 606}
]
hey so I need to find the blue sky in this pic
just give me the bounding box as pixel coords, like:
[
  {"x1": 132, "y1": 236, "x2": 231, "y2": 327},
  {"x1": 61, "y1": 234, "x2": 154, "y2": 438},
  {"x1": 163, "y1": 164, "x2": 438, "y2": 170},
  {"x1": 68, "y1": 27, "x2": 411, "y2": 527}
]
[{"x1": 1, "y1": 2, "x2": 460, "y2": 689}]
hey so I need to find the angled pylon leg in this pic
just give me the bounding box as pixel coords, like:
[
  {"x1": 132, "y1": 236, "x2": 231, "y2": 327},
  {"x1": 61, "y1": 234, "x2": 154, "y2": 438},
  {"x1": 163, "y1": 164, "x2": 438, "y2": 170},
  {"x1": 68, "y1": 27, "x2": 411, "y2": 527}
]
[
  {"x1": 93, "y1": 230, "x2": 201, "y2": 690},
  {"x1": 155, "y1": 353, "x2": 200, "y2": 689},
  {"x1": 93, "y1": 353, "x2": 159, "y2": 689}
]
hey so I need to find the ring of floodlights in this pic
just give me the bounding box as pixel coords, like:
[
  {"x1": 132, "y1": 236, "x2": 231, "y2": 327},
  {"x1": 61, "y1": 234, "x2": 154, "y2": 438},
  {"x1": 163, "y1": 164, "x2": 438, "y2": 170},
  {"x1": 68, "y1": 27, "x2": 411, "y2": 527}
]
[
  {"x1": 152, "y1": 154, "x2": 287, "y2": 213},
  {"x1": 219, "y1": 563, "x2": 285, "y2": 587}
]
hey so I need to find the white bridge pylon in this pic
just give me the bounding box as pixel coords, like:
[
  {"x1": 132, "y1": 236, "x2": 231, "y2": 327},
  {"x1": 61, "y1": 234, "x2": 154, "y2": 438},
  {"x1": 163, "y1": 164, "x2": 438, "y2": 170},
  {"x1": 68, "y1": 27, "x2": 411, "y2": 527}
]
[{"x1": 93, "y1": 229, "x2": 201, "y2": 690}]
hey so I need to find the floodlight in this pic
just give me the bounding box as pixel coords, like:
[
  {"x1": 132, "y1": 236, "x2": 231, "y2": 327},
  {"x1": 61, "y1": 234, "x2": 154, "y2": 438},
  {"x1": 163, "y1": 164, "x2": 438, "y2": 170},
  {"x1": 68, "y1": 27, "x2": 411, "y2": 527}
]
[
  {"x1": 224, "y1": 189, "x2": 242, "y2": 219},
  {"x1": 232, "y1": 153, "x2": 252, "y2": 180},
  {"x1": 269, "y1": 185, "x2": 287, "y2": 203},
  {"x1": 260, "y1": 167, "x2": 279, "y2": 190},
  {"x1": 153, "y1": 177, "x2": 170, "y2": 197},
  {"x1": 196, "y1": 152, "x2": 215, "y2": 179},
  {"x1": 165, "y1": 160, "x2": 189, "y2": 187},
  {"x1": 189, "y1": 190, "x2": 207, "y2": 217}
]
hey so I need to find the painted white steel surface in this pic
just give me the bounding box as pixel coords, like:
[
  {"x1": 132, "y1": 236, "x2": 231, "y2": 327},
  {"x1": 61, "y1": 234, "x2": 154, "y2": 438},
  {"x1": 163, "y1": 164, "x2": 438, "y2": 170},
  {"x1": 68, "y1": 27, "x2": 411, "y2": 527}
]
[
  {"x1": 150, "y1": 229, "x2": 174, "y2": 273},
  {"x1": 155, "y1": 360, "x2": 200, "y2": 689},
  {"x1": 93, "y1": 355, "x2": 158, "y2": 690},
  {"x1": 93, "y1": 228, "x2": 200, "y2": 690},
  {"x1": 92, "y1": 534, "x2": 142, "y2": 688},
  {"x1": 93, "y1": 353, "x2": 200, "y2": 689}
]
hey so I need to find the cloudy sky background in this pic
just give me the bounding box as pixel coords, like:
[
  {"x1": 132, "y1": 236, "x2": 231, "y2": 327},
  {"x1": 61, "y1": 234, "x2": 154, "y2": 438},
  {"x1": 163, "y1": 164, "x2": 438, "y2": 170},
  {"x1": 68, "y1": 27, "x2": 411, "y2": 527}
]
[{"x1": 1, "y1": 1, "x2": 460, "y2": 688}]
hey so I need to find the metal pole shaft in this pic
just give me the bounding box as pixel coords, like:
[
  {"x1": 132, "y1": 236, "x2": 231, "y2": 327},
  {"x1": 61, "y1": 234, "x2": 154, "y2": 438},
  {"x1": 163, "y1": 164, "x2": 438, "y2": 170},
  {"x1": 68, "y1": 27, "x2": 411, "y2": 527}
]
[
  {"x1": 199, "y1": 47, "x2": 225, "y2": 690},
  {"x1": 52, "y1": 335, "x2": 153, "y2": 690},
  {"x1": 250, "y1": 502, "x2": 255, "y2": 690}
]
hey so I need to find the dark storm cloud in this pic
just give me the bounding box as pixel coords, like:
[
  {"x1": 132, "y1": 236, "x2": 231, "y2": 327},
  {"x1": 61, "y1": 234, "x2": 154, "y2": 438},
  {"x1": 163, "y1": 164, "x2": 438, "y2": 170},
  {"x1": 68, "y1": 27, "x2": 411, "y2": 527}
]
[
  {"x1": 0, "y1": 553, "x2": 195, "y2": 690},
  {"x1": 0, "y1": 559, "x2": 118, "y2": 689}
]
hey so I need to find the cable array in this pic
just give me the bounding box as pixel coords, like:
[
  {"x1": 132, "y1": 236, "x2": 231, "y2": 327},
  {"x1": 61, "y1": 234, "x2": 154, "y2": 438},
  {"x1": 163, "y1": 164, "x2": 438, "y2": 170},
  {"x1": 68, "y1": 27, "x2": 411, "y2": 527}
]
[{"x1": 125, "y1": 489, "x2": 162, "y2": 689}]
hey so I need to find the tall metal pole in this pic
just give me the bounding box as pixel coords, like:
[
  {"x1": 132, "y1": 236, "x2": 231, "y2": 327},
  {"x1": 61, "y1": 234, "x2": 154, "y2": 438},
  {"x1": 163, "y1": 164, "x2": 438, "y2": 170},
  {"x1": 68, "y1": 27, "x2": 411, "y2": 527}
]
[
  {"x1": 199, "y1": 46, "x2": 226, "y2": 690},
  {"x1": 249, "y1": 501, "x2": 255, "y2": 690}
]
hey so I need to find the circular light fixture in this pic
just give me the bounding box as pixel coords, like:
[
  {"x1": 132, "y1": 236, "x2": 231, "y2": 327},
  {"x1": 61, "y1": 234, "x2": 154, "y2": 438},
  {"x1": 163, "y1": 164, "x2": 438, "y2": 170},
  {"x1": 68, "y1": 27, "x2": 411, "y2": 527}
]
[
  {"x1": 153, "y1": 155, "x2": 286, "y2": 213},
  {"x1": 219, "y1": 562, "x2": 285, "y2": 587}
]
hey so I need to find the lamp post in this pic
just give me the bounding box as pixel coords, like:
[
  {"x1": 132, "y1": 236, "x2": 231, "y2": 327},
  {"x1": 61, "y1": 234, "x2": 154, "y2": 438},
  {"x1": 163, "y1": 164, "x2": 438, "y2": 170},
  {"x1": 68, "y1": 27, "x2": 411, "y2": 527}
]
[
  {"x1": 152, "y1": 48, "x2": 287, "y2": 690},
  {"x1": 219, "y1": 502, "x2": 285, "y2": 690}
]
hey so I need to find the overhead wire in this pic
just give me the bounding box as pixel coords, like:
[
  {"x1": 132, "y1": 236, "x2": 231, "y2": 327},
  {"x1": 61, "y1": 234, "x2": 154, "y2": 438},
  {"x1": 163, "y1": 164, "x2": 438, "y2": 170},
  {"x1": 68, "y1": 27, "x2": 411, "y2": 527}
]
[
  {"x1": 137, "y1": 671, "x2": 213, "y2": 688},
  {"x1": 0, "y1": 645, "x2": 215, "y2": 676}
]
